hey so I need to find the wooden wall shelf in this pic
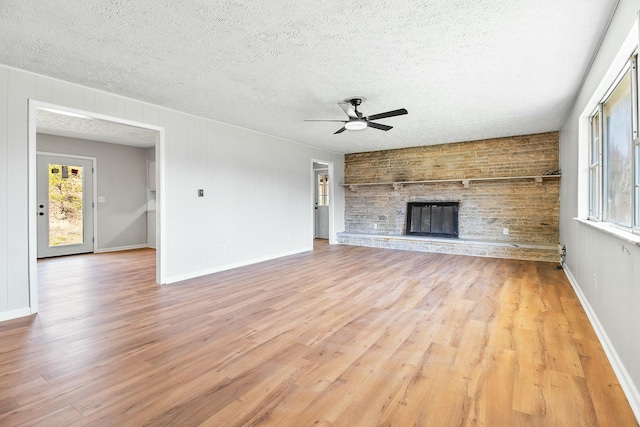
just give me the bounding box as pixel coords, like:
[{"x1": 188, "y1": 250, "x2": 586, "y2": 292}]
[{"x1": 341, "y1": 175, "x2": 561, "y2": 191}]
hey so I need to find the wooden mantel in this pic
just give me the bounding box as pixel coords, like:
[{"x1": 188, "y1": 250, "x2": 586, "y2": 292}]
[{"x1": 341, "y1": 174, "x2": 561, "y2": 191}]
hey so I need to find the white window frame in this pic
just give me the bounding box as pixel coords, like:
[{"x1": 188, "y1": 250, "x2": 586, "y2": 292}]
[
  {"x1": 587, "y1": 54, "x2": 639, "y2": 233},
  {"x1": 589, "y1": 106, "x2": 602, "y2": 221},
  {"x1": 578, "y1": 16, "x2": 640, "y2": 245},
  {"x1": 635, "y1": 133, "x2": 640, "y2": 232},
  {"x1": 630, "y1": 55, "x2": 639, "y2": 234}
]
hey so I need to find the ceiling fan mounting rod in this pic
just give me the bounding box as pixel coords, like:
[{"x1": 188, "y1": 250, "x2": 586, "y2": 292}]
[
  {"x1": 347, "y1": 98, "x2": 363, "y2": 118},
  {"x1": 348, "y1": 98, "x2": 362, "y2": 111}
]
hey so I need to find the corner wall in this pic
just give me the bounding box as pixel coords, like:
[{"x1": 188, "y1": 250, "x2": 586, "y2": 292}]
[
  {"x1": 559, "y1": 0, "x2": 640, "y2": 419},
  {"x1": 0, "y1": 64, "x2": 345, "y2": 321}
]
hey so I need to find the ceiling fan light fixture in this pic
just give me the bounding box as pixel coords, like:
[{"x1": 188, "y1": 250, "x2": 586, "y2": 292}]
[
  {"x1": 345, "y1": 119, "x2": 367, "y2": 131},
  {"x1": 305, "y1": 98, "x2": 407, "y2": 134}
]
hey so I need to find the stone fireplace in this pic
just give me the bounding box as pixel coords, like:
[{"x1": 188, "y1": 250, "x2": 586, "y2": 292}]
[{"x1": 337, "y1": 132, "x2": 561, "y2": 262}]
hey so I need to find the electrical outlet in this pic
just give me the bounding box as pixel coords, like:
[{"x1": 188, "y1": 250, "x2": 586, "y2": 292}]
[
  {"x1": 221, "y1": 244, "x2": 226, "y2": 253},
  {"x1": 373, "y1": 223, "x2": 378, "y2": 229},
  {"x1": 503, "y1": 228, "x2": 509, "y2": 235},
  {"x1": 592, "y1": 274, "x2": 597, "y2": 290}
]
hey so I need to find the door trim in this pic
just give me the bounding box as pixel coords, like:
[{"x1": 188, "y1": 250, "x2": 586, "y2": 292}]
[
  {"x1": 311, "y1": 159, "x2": 336, "y2": 244},
  {"x1": 314, "y1": 169, "x2": 330, "y2": 239},
  {"x1": 37, "y1": 152, "x2": 98, "y2": 257},
  {"x1": 28, "y1": 100, "x2": 167, "y2": 314}
]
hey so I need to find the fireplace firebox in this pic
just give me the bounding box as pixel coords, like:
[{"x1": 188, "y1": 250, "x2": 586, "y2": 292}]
[{"x1": 406, "y1": 202, "x2": 459, "y2": 238}]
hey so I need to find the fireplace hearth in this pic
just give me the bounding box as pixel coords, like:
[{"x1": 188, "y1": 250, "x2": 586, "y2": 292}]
[{"x1": 406, "y1": 202, "x2": 458, "y2": 238}]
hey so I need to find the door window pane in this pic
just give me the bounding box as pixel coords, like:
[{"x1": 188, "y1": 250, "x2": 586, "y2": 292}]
[
  {"x1": 317, "y1": 174, "x2": 329, "y2": 206},
  {"x1": 48, "y1": 163, "x2": 84, "y2": 246}
]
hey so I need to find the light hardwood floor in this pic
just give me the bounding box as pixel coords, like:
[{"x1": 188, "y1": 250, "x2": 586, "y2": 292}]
[{"x1": 0, "y1": 241, "x2": 637, "y2": 426}]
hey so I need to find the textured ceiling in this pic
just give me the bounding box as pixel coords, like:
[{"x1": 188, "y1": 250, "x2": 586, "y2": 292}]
[
  {"x1": 0, "y1": 0, "x2": 618, "y2": 154},
  {"x1": 37, "y1": 110, "x2": 157, "y2": 148}
]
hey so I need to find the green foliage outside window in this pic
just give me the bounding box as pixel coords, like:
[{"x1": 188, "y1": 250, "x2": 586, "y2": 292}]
[{"x1": 48, "y1": 164, "x2": 83, "y2": 246}]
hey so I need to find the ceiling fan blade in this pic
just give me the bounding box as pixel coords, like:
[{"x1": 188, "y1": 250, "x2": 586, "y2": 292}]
[
  {"x1": 334, "y1": 126, "x2": 347, "y2": 134},
  {"x1": 338, "y1": 103, "x2": 358, "y2": 118},
  {"x1": 304, "y1": 119, "x2": 347, "y2": 122},
  {"x1": 367, "y1": 121, "x2": 393, "y2": 131},
  {"x1": 366, "y1": 108, "x2": 408, "y2": 121}
]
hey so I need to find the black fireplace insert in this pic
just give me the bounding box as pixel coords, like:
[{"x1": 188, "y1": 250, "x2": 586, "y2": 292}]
[{"x1": 406, "y1": 202, "x2": 459, "y2": 238}]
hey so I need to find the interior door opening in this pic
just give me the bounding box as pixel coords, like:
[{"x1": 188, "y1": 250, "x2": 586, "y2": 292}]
[
  {"x1": 313, "y1": 161, "x2": 330, "y2": 240},
  {"x1": 28, "y1": 100, "x2": 166, "y2": 314}
]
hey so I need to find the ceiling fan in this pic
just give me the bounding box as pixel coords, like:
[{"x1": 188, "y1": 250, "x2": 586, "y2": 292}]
[{"x1": 305, "y1": 98, "x2": 408, "y2": 134}]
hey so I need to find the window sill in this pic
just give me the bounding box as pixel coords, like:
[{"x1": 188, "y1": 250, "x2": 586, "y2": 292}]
[{"x1": 574, "y1": 218, "x2": 640, "y2": 247}]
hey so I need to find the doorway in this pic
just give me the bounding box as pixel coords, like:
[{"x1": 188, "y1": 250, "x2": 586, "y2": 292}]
[
  {"x1": 314, "y1": 168, "x2": 330, "y2": 239},
  {"x1": 37, "y1": 153, "x2": 95, "y2": 258},
  {"x1": 28, "y1": 100, "x2": 166, "y2": 313},
  {"x1": 313, "y1": 161, "x2": 334, "y2": 241}
]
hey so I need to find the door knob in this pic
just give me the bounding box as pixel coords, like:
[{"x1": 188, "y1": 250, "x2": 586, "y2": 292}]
[{"x1": 39, "y1": 212, "x2": 44, "y2": 216}]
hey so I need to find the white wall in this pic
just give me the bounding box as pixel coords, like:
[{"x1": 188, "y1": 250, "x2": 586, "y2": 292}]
[
  {"x1": 559, "y1": 0, "x2": 640, "y2": 418},
  {"x1": 37, "y1": 134, "x2": 149, "y2": 251},
  {"x1": 0, "y1": 64, "x2": 344, "y2": 320}
]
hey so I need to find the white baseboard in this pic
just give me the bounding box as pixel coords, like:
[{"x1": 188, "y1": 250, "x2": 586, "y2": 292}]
[
  {"x1": 563, "y1": 266, "x2": 640, "y2": 423},
  {"x1": 0, "y1": 307, "x2": 33, "y2": 322},
  {"x1": 95, "y1": 244, "x2": 149, "y2": 253},
  {"x1": 165, "y1": 246, "x2": 313, "y2": 285}
]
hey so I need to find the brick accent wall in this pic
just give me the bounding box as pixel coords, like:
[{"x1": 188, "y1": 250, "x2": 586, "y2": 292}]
[{"x1": 341, "y1": 132, "x2": 560, "y2": 261}]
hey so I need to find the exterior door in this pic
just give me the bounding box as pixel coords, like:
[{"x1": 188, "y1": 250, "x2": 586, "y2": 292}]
[
  {"x1": 37, "y1": 154, "x2": 95, "y2": 258},
  {"x1": 315, "y1": 170, "x2": 329, "y2": 239}
]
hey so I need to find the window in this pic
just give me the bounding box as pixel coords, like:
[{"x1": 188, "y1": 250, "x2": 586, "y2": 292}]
[
  {"x1": 604, "y1": 68, "x2": 633, "y2": 226},
  {"x1": 589, "y1": 54, "x2": 639, "y2": 232}
]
